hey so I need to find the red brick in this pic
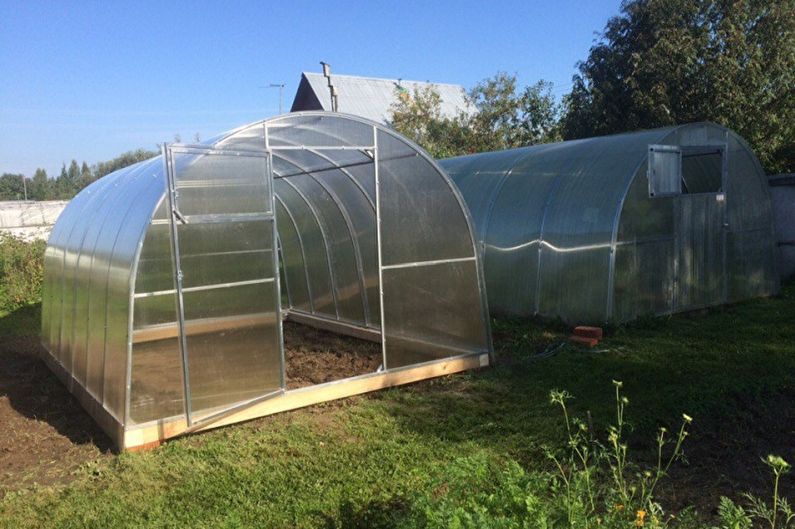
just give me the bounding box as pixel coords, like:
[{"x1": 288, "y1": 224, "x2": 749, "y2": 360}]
[
  {"x1": 573, "y1": 326, "x2": 603, "y2": 340},
  {"x1": 569, "y1": 335, "x2": 599, "y2": 347}
]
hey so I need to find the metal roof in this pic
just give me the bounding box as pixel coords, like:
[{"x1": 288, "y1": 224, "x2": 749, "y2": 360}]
[{"x1": 290, "y1": 72, "x2": 471, "y2": 124}]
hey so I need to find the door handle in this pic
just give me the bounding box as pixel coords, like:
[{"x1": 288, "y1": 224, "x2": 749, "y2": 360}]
[{"x1": 173, "y1": 209, "x2": 188, "y2": 225}]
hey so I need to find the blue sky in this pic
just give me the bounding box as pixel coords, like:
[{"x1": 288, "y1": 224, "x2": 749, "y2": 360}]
[{"x1": 0, "y1": 0, "x2": 620, "y2": 177}]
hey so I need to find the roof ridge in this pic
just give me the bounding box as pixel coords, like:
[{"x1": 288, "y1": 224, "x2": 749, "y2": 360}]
[{"x1": 302, "y1": 71, "x2": 465, "y2": 89}]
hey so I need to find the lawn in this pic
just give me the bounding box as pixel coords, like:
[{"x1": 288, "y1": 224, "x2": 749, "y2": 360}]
[{"x1": 0, "y1": 282, "x2": 793, "y2": 528}]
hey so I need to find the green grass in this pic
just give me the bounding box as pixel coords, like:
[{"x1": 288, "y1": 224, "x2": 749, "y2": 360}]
[{"x1": 1, "y1": 283, "x2": 794, "y2": 528}]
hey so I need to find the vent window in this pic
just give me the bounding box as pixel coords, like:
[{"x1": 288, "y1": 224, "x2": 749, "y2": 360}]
[
  {"x1": 648, "y1": 145, "x2": 681, "y2": 197},
  {"x1": 648, "y1": 144, "x2": 725, "y2": 197},
  {"x1": 681, "y1": 147, "x2": 723, "y2": 194}
]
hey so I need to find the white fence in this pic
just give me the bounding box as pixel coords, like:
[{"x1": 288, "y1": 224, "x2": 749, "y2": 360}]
[{"x1": 0, "y1": 200, "x2": 69, "y2": 241}]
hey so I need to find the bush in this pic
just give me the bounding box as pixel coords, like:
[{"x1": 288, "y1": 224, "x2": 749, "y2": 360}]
[{"x1": 0, "y1": 233, "x2": 46, "y2": 313}]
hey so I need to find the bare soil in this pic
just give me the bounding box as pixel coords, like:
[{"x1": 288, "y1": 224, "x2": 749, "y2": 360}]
[
  {"x1": 0, "y1": 336, "x2": 112, "y2": 496},
  {"x1": 283, "y1": 321, "x2": 382, "y2": 389},
  {"x1": 0, "y1": 322, "x2": 381, "y2": 496}
]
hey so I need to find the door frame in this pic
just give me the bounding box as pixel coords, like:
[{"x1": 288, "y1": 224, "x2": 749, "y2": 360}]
[{"x1": 162, "y1": 143, "x2": 284, "y2": 428}]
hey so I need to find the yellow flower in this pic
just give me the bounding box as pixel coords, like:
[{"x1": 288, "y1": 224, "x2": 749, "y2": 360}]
[
  {"x1": 614, "y1": 504, "x2": 625, "y2": 512},
  {"x1": 635, "y1": 510, "x2": 647, "y2": 527}
]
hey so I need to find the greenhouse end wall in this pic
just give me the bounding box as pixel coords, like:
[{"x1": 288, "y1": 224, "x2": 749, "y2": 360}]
[{"x1": 41, "y1": 112, "x2": 492, "y2": 449}]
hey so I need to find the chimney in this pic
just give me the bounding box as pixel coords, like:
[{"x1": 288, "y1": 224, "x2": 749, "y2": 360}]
[{"x1": 320, "y1": 61, "x2": 338, "y2": 112}]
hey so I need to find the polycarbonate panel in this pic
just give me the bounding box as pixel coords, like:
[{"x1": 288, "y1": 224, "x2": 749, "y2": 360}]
[
  {"x1": 442, "y1": 148, "x2": 532, "y2": 238},
  {"x1": 177, "y1": 220, "x2": 274, "y2": 289},
  {"x1": 481, "y1": 143, "x2": 584, "y2": 316},
  {"x1": 382, "y1": 260, "x2": 489, "y2": 368},
  {"x1": 181, "y1": 282, "x2": 280, "y2": 419},
  {"x1": 275, "y1": 200, "x2": 311, "y2": 311},
  {"x1": 169, "y1": 147, "x2": 282, "y2": 421},
  {"x1": 318, "y1": 167, "x2": 379, "y2": 325},
  {"x1": 612, "y1": 239, "x2": 675, "y2": 321},
  {"x1": 69, "y1": 174, "x2": 130, "y2": 387},
  {"x1": 378, "y1": 130, "x2": 474, "y2": 266},
  {"x1": 133, "y1": 202, "x2": 172, "y2": 295},
  {"x1": 287, "y1": 173, "x2": 365, "y2": 323},
  {"x1": 265, "y1": 113, "x2": 374, "y2": 149},
  {"x1": 538, "y1": 247, "x2": 612, "y2": 323},
  {"x1": 130, "y1": 293, "x2": 182, "y2": 424},
  {"x1": 102, "y1": 159, "x2": 165, "y2": 419},
  {"x1": 172, "y1": 151, "x2": 271, "y2": 218},
  {"x1": 617, "y1": 168, "x2": 675, "y2": 240},
  {"x1": 274, "y1": 179, "x2": 336, "y2": 317}
]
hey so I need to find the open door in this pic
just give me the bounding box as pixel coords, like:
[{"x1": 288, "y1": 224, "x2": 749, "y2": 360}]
[{"x1": 163, "y1": 144, "x2": 284, "y2": 426}]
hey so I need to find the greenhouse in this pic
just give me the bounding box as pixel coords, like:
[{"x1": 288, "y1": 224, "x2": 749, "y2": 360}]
[
  {"x1": 41, "y1": 112, "x2": 492, "y2": 450},
  {"x1": 440, "y1": 122, "x2": 779, "y2": 324}
]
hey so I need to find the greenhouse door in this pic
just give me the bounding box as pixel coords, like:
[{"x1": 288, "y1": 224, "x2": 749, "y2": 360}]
[
  {"x1": 164, "y1": 144, "x2": 284, "y2": 426},
  {"x1": 674, "y1": 193, "x2": 727, "y2": 311}
]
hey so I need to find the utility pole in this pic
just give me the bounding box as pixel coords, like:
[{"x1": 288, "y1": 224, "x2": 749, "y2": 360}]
[
  {"x1": 269, "y1": 83, "x2": 285, "y2": 114},
  {"x1": 21, "y1": 174, "x2": 27, "y2": 201}
]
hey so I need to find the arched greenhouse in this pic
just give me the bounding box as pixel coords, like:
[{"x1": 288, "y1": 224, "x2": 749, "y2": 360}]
[
  {"x1": 440, "y1": 122, "x2": 779, "y2": 324},
  {"x1": 41, "y1": 112, "x2": 492, "y2": 450}
]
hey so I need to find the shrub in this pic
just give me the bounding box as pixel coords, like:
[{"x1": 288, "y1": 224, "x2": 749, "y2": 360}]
[
  {"x1": 411, "y1": 382, "x2": 791, "y2": 529},
  {"x1": 0, "y1": 233, "x2": 46, "y2": 313}
]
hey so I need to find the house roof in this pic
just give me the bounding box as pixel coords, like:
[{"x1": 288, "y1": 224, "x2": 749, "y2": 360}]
[{"x1": 290, "y1": 72, "x2": 471, "y2": 124}]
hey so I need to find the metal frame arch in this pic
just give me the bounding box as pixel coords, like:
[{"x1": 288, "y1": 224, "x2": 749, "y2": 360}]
[
  {"x1": 273, "y1": 154, "x2": 371, "y2": 326},
  {"x1": 278, "y1": 177, "x2": 341, "y2": 319},
  {"x1": 275, "y1": 193, "x2": 316, "y2": 313}
]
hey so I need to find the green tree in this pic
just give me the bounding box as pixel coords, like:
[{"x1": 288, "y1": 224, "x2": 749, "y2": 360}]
[
  {"x1": 388, "y1": 85, "x2": 471, "y2": 158},
  {"x1": 562, "y1": 0, "x2": 795, "y2": 173},
  {"x1": 29, "y1": 168, "x2": 50, "y2": 201},
  {"x1": 0, "y1": 173, "x2": 26, "y2": 200},
  {"x1": 468, "y1": 74, "x2": 561, "y2": 152},
  {"x1": 92, "y1": 149, "x2": 157, "y2": 180},
  {"x1": 389, "y1": 73, "x2": 560, "y2": 158}
]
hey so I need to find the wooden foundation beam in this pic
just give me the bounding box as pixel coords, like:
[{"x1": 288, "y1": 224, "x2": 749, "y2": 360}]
[{"x1": 123, "y1": 352, "x2": 489, "y2": 450}]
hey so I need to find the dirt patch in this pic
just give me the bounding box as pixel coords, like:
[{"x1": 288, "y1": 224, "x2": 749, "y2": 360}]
[
  {"x1": 0, "y1": 321, "x2": 381, "y2": 496},
  {"x1": 0, "y1": 336, "x2": 113, "y2": 497},
  {"x1": 283, "y1": 321, "x2": 382, "y2": 389},
  {"x1": 657, "y1": 388, "x2": 795, "y2": 518}
]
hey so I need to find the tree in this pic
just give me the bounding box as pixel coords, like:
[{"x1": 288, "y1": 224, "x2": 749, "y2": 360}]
[
  {"x1": 388, "y1": 85, "x2": 471, "y2": 158},
  {"x1": 92, "y1": 149, "x2": 157, "y2": 180},
  {"x1": 468, "y1": 74, "x2": 561, "y2": 152},
  {"x1": 0, "y1": 173, "x2": 26, "y2": 200},
  {"x1": 389, "y1": 73, "x2": 561, "y2": 158},
  {"x1": 29, "y1": 168, "x2": 50, "y2": 201},
  {"x1": 562, "y1": 0, "x2": 795, "y2": 173}
]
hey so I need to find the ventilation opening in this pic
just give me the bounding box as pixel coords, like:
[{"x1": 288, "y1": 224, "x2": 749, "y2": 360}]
[
  {"x1": 682, "y1": 148, "x2": 723, "y2": 194},
  {"x1": 648, "y1": 144, "x2": 725, "y2": 197}
]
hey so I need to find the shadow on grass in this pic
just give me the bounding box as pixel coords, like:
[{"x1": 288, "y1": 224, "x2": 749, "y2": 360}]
[
  {"x1": 0, "y1": 303, "x2": 113, "y2": 452},
  {"x1": 316, "y1": 499, "x2": 409, "y2": 529},
  {"x1": 375, "y1": 282, "x2": 795, "y2": 510}
]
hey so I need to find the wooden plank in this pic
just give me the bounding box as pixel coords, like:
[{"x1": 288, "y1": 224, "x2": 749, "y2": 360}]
[
  {"x1": 123, "y1": 352, "x2": 489, "y2": 450},
  {"x1": 132, "y1": 313, "x2": 277, "y2": 344},
  {"x1": 284, "y1": 310, "x2": 381, "y2": 343}
]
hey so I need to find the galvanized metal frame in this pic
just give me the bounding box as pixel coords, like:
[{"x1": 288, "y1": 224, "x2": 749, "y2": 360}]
[
  {"x1": 42, "y1": 111, "x2": 495, "y2": 449},
  {"x1": 275, "y1": 194, "x2": 315, "y2": 312},
  {"x1": 274, "y1": 155, "x2": 372, "y2": 326},
  {"x1": 163, "y1": 143, "x2": 282, "y2": 427}
]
